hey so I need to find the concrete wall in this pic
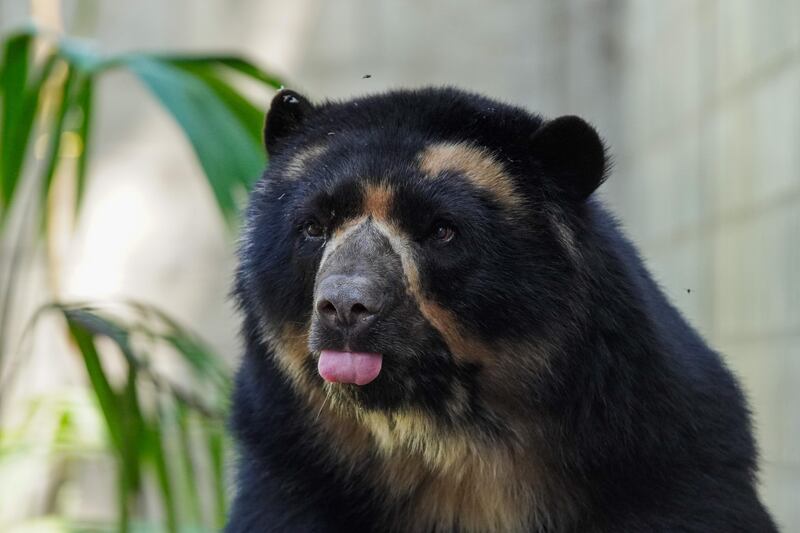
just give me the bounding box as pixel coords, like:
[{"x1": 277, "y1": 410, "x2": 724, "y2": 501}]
[
  {"x1": 602, "y1": 3, "x2": 800, "y2": 527},
  {"x1": 1, "y1": 0, "x2": 797, "y2": 528}
]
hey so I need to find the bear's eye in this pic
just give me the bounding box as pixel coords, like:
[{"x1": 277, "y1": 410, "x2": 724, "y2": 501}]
[
  {"x1": 429, "y1": 222, "x2": 456, "y2": 244},
  {"x1": 304, "y1": 221, "x2": 326, "y2": 239}
]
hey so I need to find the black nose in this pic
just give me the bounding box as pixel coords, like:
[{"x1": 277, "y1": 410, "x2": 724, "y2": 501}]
[{"x1": 315, "y1": 275, "x2": 383, "y2": 334}]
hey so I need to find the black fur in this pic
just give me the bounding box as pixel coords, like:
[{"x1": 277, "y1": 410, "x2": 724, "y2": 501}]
[
  {"x1": 227, "y1": 87, "x2": 777, "y2": 532},
  {"x1": 529, "y1": 115, "x2": 608, "y2": 201},
  {"x1": 263, "y1": 89, "x2": 314, "y2": 154}
]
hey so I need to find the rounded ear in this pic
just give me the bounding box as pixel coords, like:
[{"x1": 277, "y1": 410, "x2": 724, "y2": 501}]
[
  {"x1": 530, "y1": 115, "x2": 608, "y2": 202},
  {"x1": 264, "y1": 89, "x2": 314, "y2": 155}
]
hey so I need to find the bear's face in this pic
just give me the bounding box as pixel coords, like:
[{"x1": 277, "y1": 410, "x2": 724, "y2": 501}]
[{"x1": 238, "y1": 88, "x2": 607, "y2": 425}]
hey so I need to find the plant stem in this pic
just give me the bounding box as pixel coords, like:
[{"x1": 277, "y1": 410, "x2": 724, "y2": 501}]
[{"x1": 0, "y1": 178, "x2": 39, "y2": 410}]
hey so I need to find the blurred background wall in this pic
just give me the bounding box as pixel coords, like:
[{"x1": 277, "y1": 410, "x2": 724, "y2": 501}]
[{"x1": 1, "y1": 0, "x2": 798, "y2": 530}]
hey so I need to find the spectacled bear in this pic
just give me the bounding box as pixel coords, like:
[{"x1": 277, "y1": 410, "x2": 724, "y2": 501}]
[{"x1": 226, "y1": 87, "x2": 778, "y2": 532}]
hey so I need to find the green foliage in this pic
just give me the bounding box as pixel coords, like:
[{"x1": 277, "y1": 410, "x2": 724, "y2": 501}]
[
  {"x1": 57, "y1": 303, "x2": 230, "y2": 532},
  {"x1": 128, "y1": 56, "x2": 265, "y2": 219},
  {"x1": 0, "y1": 26, "x2": 282, "y2": 532},
  {"x1": 0, "y1": 27, "x2": 280, "y2": 229}
]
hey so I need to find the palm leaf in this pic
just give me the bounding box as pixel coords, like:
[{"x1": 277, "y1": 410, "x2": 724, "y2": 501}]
[
  {"x1": 38, "y1": 62, "x2": 77, "y2": 230},
  {"x1": 0, "y1": 33, "x2": 59, "y2": 226},
  {"x1": 159, "y1": 54, "x2": 283, "y2": 89},
  {"x1": 125, "y1": 56, "x2": 264, "y2": 223},
  {"x1": 52, "y1": 303, "x2": 229, "y2": 531},
  {"x1": 73, "y1": 74, "x2": 93, "y2": 215}
]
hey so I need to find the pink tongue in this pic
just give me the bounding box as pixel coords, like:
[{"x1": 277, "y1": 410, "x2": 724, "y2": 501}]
[{"x1": 318, "y1": 350, "x2": 383, "y2": 385}]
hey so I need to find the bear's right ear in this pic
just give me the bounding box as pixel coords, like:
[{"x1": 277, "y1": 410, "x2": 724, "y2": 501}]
[
  {"x1": 264, "y1": 89, "x2": 314, "y2": 155},
  {"x1": 529, "y1": 115, "x2": 608, "y2": 202}
]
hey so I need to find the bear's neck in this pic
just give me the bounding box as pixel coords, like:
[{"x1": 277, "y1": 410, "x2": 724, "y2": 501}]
[{"x1": 306, "y1": 390, "x2": 582, "y2": 533}]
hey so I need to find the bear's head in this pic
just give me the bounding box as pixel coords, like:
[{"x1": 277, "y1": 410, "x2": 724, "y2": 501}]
[{"x1": 237, "y1": 87, "x2": 607, "y2": 430}]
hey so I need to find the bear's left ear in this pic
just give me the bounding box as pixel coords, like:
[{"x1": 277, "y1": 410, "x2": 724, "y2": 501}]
[
  {"x1": 530, "y1": 115, "x2": 608, "y2": 202},
  {"x1": 264, "y1": 89, "x2": 315, "y2": 155}
]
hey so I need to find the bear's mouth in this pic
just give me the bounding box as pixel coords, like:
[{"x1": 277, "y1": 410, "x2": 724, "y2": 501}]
[
  {"x1": 309, "y1": 341, "x2": 415, "y2": 410},
  {"x1": 317, "y1": 349, "x2": 383, "y2": 385}
]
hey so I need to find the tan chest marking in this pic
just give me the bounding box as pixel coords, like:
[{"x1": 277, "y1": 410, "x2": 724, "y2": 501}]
[
  {"x1": 268, "y1": 325, "x2": 556, "y2": 532},
  {"x1": 359, "y1": 410, "x2": 545, "y2": 532}
]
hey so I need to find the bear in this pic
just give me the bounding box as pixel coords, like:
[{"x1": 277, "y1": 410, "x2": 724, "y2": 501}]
[{"x1": 226, "y1": 87, "x2": 778, "y2": 532}]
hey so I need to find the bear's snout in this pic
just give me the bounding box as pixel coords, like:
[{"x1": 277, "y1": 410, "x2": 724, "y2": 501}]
[{"x1": 315, "y1": 274, "x2": 386, "y2": 337}]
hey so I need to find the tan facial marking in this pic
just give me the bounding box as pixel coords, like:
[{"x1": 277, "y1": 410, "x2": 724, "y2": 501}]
[
  {"x1": 369, "y1": 218, "x2": 555, "y2": 412},
  {"x1": 316, "y1": 184, "x2": 394, "y2": 273},
  {"x1": 362, "y1": 182, "x2": 394, "y2": 220},
  {"x1": 268, "y1": 323, "x2": 315, "y2": 392},
  {"x1": 370, "y1": 219, "x2": 493, "y2": 366},
  {"x1": 283, "y1": 144, "x2": 327, "y2": 180},
  {"x1": 419, "y1": 142, "x2": 523, "y2": 213}
]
